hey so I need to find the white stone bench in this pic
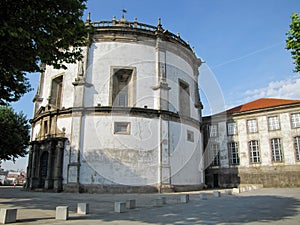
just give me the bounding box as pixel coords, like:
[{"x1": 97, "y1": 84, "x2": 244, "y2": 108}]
[
  {"x1": 56, "y1": 206, "x2": 69, "y2": 220},
  {"x1": 0, "y1": 208, "x2": 17, "y2": 224},
  {"x1": 180, "y1": 194, "x2": 189, "y2": 203},
  {"x1": 199, "y1": 193, "x2": 207, "y2": 200},
  {"x1": 213, "y1": 191, "x2": 221, "y2": 197},
  {"x1": 225, "y1": 190, "x2": 232, "y2": 195},
  {"x1": 77, "y1": 203, "x2": 89, "y2": 215},
  {"x1": 232, "y1": 188, "x2": 240, "y2": 194},
  {"x1": 114, "y1": 202, "x2": 126, "y2": 213},
  {"x1": 126, "y1": 200, "x2": 136, "y2": 209},
  {"x1": 155, "y1": 197, "x2": 166, "y2": 207}
]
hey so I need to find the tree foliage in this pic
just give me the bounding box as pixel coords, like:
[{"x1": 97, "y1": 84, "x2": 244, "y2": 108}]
[
  {"x1": 0, "y1": 0, "x2": 88, "y2": 105},
  {"x1": 286, "y1": 13, "x2": 300, "y2": 73},
  {"x1": 0, "y1": 106, "x2": 30, "y2": 162}
]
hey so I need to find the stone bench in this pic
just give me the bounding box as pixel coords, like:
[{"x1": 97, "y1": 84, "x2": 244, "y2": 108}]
[
  {"x1": 232, "y1": 188, "x2": 240, "y2": 194},
  {"x1": 56, "y1": 206, "x2": 69, "y2": 220},
  {"x1": 213, "y1": 191, "x2": 221, "y2": 197},
  {"x1": 126, "y1": 200, "x2": 136, "y2": 209},
  {"x1": 199, "y1": 193, "x2": 207, "y2": 200},
  {"x1": 224, "y1": 190, "x2": 232, "y2": 195},
  {"x1": 155, "y1": 197, "x2": 166, "y2": 207},
  {"x1": 114, "y1": 202, "x2": 126, "y2": 213},
  {"x1": 77, "y1": 203, "x2": 89, "y2": 215},
  {"x1": 0, "y1": 208, "x2": 17, "y2": 224},
  {"x1": 180, "y1": 194, "x2": 189, "y2": 203}
]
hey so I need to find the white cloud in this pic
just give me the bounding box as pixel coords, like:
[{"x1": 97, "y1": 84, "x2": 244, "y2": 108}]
[{"x1": 243, "y1": 75, "x2": 300, "y2": 101}]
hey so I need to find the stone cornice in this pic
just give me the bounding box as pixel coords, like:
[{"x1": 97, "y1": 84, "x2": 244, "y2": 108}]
[
  {"x1": 88, "y1": 18, "x2": 202, "y2": 74},
  {"x1": 31, "y1": 106, "x2": 201, "y2": 130}
]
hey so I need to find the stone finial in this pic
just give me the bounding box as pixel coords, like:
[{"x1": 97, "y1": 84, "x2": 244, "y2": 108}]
[
  {"x1": 86, "y1": 12, "x2": 91, "y2": 23},
  {"x1": 134, "y1": 18, "x2": 138, "y2": 28},
  {"x1": 157, "y1": 17, "x2": 162, "y2": 30},
  {"x1": 112, "y1": 16, "x2": 116, "y2": 25}
]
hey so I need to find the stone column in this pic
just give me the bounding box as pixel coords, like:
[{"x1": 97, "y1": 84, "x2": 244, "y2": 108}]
[
  {"x1": 30, "y1": 144, "x2": 39, "y2": 189},
  {"x1": 45, "y1": 144, "x2": 53, "y2": 189},
  {"x1": 25, "y1": 147, "x2": 33, "y2": 189},
  {"x1": 154, "y1": 25, "x2": 173, "y2": 192},
  {"x1": 68, "y1": 46, "x2": 92, "y2": 191},
  {"x1": 54, "y1": 139, "x2": 65, "y2": 192},
  {"x1": 159, "y1": 118, "x2": 173, "y2": 192}
]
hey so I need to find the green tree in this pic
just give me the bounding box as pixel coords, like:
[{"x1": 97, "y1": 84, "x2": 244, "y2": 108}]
[
  {"x1": 286, "y1": 13, "x2": 300, "y2": 73},
  {"x1": 0, "y1": 106, "x2": 30, "y2": 162},
  {"x1": 0, "y1": 0, "x2": 88, "y2": 105}
]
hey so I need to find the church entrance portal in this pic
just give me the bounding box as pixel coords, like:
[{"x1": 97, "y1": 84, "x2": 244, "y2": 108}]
[{"x1": 39, "y1": 152, "x2": 49, "y2": 188}]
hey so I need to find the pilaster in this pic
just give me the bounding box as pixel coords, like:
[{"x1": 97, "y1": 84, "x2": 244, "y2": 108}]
[{"x1": 153, "y1": 31, "x2": 171, "y2": 111}]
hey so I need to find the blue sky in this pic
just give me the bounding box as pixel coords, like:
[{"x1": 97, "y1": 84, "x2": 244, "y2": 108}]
[{"x1": 3, "y1": 0, "x2": 300, "y2": 170}]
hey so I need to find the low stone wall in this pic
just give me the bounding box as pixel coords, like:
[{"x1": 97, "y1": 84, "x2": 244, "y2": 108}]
[
  {"x1": 64, "y1": 184, "x2": 159, "y2": 193},
  {"x1": 239, "y1": 165, "x2": 300, "y2": 187},
  {"x1": 173, "y1": 185, "x2": 204, "y2": 192},
  {"x1": 63, "y1": 184, "x2": 81, "y2": 193}
]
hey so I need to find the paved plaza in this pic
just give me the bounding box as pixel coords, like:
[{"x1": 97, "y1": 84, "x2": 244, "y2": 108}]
[{"x1": 0, "y1": 187, "x2": 299, "y2": 225}]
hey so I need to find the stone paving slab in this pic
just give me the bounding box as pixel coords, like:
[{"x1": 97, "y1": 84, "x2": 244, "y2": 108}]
[{"x1": 0, "y1": 187, "x2": 300, "y2": 224}]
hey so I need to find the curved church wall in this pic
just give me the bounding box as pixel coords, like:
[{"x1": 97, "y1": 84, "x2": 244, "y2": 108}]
[{"x1": 26, "y1": 17, "x2": 203, "y2": 193}]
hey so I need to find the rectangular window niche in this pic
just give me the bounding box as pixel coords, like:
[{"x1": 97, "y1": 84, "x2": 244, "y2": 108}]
[
  {"x1": 114, "y1": 122, "x2": 131, "y2": 135},
  {"x1": 187, "y1": 130, "x2": 194, "y2": 142}
]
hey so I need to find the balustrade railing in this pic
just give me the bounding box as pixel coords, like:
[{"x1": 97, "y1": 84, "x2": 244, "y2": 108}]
[{"x1": 89, "y1": 19, "x2": 191, "y2": 49}]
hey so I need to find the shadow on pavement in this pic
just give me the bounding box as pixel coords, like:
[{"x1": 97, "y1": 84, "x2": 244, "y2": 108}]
[{"x1": 0, "y1": 187, "x2": 299, "y2": 224}]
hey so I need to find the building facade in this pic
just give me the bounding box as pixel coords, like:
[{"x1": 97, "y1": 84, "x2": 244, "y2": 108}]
[
  {"x1": 203, "y1": 98, "x2": 300, "y2": 188},
  {"x1": 25, "y1": 16, "x2": 204, "y2": 193}
]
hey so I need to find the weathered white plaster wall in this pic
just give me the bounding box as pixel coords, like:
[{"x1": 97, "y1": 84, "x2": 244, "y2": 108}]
[
  {"x1": 169, "y1": 122, "x2": 202, "y2": 185},
  {"x1": 166, "y1": 51, "x2": 199, "y2": 120},
  {"x1": 41, "y1": 63, "x2": 77, "y2": 108},
  {"x1": 31, "y1": 123, "x2": 41, "y2": 140},
  {"x1": 80, "y1": 115, "x2": 159, "y2": 185},
  {"x1": 32, "y1": 27, "x2": 204, "y2": 190},
  {"x1": 84, "y1": 42, "x2": 156, "y2": 108}
]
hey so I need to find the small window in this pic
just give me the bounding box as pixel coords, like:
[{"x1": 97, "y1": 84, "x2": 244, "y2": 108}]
[
  {"x1": 247, "y1": 119, "x2": 257, "y2": 133},
  {"x1": 291, "y1": 113, "x2": 300, "y2": 128},
  {"x1": 44, "y1": 120, "x2": 48, "y2": 135},
  {"x1": 249, "y1": 140, "x2": 260, "y2": 163},
  {"x1": 268, "y1": 116, "x2": 280, "y2": 131},
  {"x1": 271, "y1": 138, "x2": 283, "y2": 162},
  {"x1": 210, "y1": 143, "x2": 220, "y2": 166},
  {"x1": 114, "y1": 122, "x2": 130, "y2": 135},
  {"x1": 187, "y1": 130, "x2": 194, "y2": 142},
  {"x1": 179, "y1": 80, "x2": 190, "y2": 117},
  {"x1": 228, "y1": 142, "x2": 239, "y2": 165},
  {"x1": 111, "y1": 68, "x2": 135, "y2": 107},
  {"x1": 227, "y1": 122, "x2": 237, "y2": 135},
  {"x1": 50, "y1": 75, "x2": 63, "y2": 108},
  {"x1": 209, "y1": 124, "x2": 218, "y2": 137},
  {"x1": 294, "y1": 136, "x2": 300, "y2": 161}
]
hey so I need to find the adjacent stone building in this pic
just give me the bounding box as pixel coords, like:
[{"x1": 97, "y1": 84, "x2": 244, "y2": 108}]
[
  {"x1": 203, "y1": 98, "x2": 300, "y2": 188},
  {"x1": 25, "y1": 16, "x2": 204, "y2": 193}
]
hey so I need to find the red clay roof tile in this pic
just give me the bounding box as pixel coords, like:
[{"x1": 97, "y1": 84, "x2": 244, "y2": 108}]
[{"x1": 226, "y1": 98, "x2": 300, "y2": 114}]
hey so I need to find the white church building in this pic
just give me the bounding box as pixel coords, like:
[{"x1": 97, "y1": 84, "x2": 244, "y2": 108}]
[{"x1": 25, "y1": 16, "x2": 204, "y2": 193}]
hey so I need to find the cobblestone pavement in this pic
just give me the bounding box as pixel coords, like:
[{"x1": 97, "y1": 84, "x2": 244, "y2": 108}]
[{"x1": 0, "y1": 187, "x2": 300, "y2": 225}]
